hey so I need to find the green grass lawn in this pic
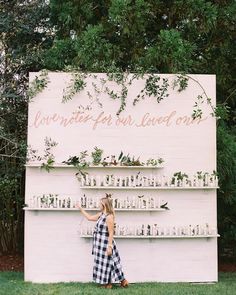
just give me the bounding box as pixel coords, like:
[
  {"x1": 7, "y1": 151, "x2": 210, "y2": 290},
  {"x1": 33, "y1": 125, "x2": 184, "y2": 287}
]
[{"x1": 0, "y1": 272, "x2": 235, "y2": 295}]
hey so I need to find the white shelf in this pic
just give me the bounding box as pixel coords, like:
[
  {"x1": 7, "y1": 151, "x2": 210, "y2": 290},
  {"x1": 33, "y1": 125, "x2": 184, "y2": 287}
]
[
  {"x1": 80, "y1": 234, "x2": 220, "y2": 239},
  {"x1": 85, "y1": 165, "x2": 164, "y2": 169},
  {"x1": 25, "y1": 163, "x2": 164, "y2": 169},
  {"x1": 80, "y1": 186, "x2": 219, "y2": 190},
  {"x1": 23, "y1": 207, "x2": 166, "y2": 212},
  {"x1": 25, "y1": 163, "x2": 76, "y2": 168},
  {"x1": 23, "y1": 207, "x2": 79, "y2": 211}
]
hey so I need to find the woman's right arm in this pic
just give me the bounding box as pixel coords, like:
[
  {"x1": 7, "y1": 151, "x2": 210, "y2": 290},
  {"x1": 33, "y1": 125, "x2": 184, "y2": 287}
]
[{"x1": 76, "y1": 202, "x2": 101, "y2": 221}]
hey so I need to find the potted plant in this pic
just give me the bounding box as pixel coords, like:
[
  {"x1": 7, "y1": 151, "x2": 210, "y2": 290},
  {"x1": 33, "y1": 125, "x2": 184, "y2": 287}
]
[
  {"x1": 48, "y1": 193, "x2": 56, "y2": 208},
  {"x1": 119, "y1": 152, "x2": 131, "y2": 166},
  {"x1": 202, "y1": 172, "x2": 209, "y2": 186},
  {"x1": 91, "y1": 146, "x2": 103, "y2": 165},
  {"x1": 196, "y1": 171, "x2": 206, "y2": 187},
  {"x1": 63, "y1": 151, "x2": 90, "y2": 182},
  {"x1": 106, "y1": 174, "x2": 115, "y2": 186},
  {"x1": 109, "y1": 155, "x2": 118, "y2": 166},
  {"x1": 40, "y1": 194, "x2": 49, "y2": 208},
  {"x1": 146, "y1": 157, "x2": 164, "y2": 166},
  {"x1": 171, "y1": 172, "x2": 189, "y2": 187},
  {"x1": 118, "y1": 151, "x2": 144, "y2": 166},
  {"x1": 209, "y1": 170, "x2": 219, "y2": 186},
  {"x1": 146, "y1": 158, "x2": 158, "y2": 166},
  {"x1": 101, "y1": 156, "x2": 110, "y2": 166},
  {"x1": 63, "y1": 152, "x2": 89, "y2": 167}
]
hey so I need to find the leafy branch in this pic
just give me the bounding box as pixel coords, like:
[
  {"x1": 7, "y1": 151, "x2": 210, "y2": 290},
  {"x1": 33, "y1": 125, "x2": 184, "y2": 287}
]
[
  {"x1": 27, "y1": 69, "x2": 49, "y2": 101},
  {"x1": 62, "y1": 151, "x2": 90, "y2": 180},
  {"x1": 133, "y1": 74, "x2": 170, "y2": 106},
  {"x1": 26, "y1": 136, "x2": 58, "y2": 172},
  {"x1": 62, "y1": 72, "x2": 87, "y2": 103}
]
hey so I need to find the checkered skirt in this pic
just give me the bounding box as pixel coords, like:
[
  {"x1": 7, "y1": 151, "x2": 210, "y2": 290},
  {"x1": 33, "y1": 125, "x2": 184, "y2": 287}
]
[{"x1": 92, "y1": 212, "x2": 125, "y2": 284}]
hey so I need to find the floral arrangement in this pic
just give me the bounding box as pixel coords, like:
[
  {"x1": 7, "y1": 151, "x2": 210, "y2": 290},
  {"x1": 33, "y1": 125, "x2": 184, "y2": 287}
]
[{"x1": 63, "y1": 147, "x2": 164, "y2": 168}]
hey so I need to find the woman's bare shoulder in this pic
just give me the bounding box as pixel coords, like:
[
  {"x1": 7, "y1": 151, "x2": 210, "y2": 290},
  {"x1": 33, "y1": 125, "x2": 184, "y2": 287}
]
[
  {"x1": 97, "y1": 211, "x2": 103, "y2": 218},
  {"x1": 106, "y1": 214, "x2": 114, "y2": 221}
]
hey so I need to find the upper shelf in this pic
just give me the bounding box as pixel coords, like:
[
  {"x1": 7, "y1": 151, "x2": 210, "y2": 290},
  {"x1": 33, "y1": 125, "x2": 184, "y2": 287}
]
[{"x1": 25, "y1": 163, "x2": 164, "y2": 169}]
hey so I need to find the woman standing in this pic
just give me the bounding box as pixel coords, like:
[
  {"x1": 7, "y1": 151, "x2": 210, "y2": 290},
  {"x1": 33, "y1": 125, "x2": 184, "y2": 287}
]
[{"x1": 76, "y1": 194, "x2": 129, "y2": 289}]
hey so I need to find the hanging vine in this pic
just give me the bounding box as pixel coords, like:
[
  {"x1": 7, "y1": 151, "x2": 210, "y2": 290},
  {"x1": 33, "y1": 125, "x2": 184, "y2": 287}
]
[
  {"x1": 62, "y1": 72, "x2": 87, "y2": 103},
  {"x1": 27, "y1": 69, "x2": 50, "y2": 102},
  {"x1": 133, "y1": 75, "x2": 170, "y2": 106},
  {"x1": 27, "y1": 68, "x2": 228, "y2": 122}
]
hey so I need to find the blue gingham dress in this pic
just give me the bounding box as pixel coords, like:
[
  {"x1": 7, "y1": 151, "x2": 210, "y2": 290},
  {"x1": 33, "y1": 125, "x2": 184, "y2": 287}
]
[{"x1": 92, "y1": 212, "x2": 125, "y2": 284}]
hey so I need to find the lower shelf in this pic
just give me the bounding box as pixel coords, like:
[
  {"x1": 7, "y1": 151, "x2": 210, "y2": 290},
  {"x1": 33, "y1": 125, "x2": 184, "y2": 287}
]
[
  {"x1": 80, "y1": 234, "x2": 220, "y2": 239},
  {"x1": 23, "y1": 207, "x2": 166, "y2": 212},
  {"x1": 80, "y1": 186, "x2": 219, "y2": 190}
]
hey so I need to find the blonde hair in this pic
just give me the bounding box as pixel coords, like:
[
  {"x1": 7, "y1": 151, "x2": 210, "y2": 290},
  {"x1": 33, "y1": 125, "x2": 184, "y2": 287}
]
[
  {"x1": 101, "y1": 193, "x2": 116, "y2": 233},
  {"x1": 100, "y1": 193, "x2": 115, "y2": 217}
]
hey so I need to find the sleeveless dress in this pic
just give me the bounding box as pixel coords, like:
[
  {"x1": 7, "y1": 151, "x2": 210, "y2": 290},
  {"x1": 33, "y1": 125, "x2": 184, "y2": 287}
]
[{"x1": 92, "y1": 212, "x2": 125, "y2": 284}]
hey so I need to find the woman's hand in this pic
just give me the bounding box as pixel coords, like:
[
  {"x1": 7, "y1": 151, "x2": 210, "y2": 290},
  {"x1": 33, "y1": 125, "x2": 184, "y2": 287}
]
[
  {"x1": 106, "y1": 246, "x2": 112, "y2": 256},
  {"x1": 75, "y1": 201, "x2": 81, "y2": 210},
  {"x1": 76, "y1": 202, "x2": 102, "y2": 221}
]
